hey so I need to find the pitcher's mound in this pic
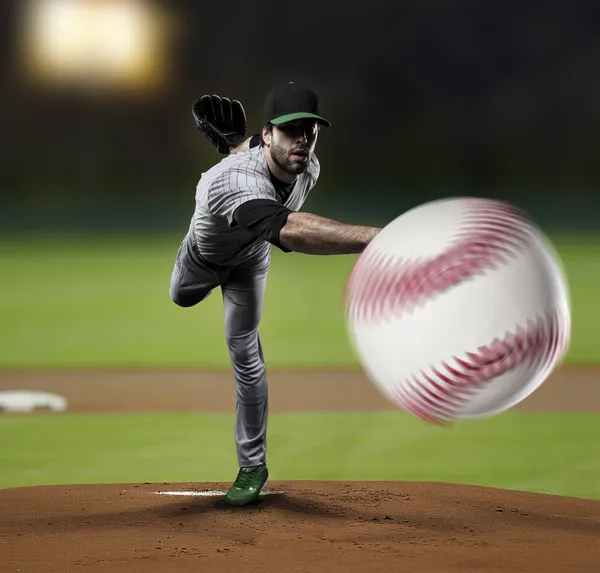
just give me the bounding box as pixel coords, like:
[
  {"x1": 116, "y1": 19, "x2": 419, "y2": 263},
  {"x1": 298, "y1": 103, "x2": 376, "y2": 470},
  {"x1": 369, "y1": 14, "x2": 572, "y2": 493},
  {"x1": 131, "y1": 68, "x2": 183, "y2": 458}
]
[{"x1": 1, "y1": 481, "x2": 599, "y2": 572}]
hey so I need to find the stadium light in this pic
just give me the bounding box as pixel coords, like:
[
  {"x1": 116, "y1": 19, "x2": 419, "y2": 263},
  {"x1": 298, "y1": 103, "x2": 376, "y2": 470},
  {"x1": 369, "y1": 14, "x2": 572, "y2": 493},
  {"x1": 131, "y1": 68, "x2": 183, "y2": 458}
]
[{"x1": 17, "y1": 0, "x2": 175, "y2": 93}]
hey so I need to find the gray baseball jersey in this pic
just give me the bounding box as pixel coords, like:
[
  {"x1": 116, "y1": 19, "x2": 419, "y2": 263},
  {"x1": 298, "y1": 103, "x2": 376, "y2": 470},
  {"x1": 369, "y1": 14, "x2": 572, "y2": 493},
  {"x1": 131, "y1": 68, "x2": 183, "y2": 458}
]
[
  {"x1": 188, "y1": 145, "x2": 320, "y2": 265},
  {"x1": 171, "y1": 143, "x2": 320, "y2": 468}
]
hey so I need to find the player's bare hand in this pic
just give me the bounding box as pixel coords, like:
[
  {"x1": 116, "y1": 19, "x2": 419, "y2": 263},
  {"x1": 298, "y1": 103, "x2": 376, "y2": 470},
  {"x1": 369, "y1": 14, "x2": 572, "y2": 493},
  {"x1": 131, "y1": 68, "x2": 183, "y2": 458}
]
[{"x1": 192, "y1": 95, "x2": 247, "y2": 155}]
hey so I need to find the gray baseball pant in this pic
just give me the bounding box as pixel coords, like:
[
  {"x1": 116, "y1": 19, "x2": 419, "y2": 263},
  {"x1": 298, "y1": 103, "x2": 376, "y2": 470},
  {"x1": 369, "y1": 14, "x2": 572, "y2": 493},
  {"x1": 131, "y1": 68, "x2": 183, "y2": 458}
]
[{"x1": 169, "y1": 233, "x2": 269, "y2": 468}]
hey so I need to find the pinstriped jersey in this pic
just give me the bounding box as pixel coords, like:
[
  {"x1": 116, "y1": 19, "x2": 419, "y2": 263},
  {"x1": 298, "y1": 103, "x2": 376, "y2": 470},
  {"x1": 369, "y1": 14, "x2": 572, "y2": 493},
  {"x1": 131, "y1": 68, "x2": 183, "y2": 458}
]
[{"x1": 189, "y1": 145, "x2": 320, "y2": 266}]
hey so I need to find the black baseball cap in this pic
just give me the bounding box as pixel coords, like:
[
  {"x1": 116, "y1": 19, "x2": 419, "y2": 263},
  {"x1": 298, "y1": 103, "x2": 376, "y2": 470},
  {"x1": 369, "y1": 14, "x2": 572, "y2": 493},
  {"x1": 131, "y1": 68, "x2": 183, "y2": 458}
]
[{"x1": 264, "y1": 82, "x2": 331, "y2": 127}]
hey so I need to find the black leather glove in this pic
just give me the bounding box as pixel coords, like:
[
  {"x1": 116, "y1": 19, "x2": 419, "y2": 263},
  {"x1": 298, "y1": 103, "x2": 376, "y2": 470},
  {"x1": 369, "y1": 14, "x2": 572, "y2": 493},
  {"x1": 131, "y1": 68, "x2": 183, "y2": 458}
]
[{"x1": 191, "y1": 95, "x2": 247, "y2": 155}]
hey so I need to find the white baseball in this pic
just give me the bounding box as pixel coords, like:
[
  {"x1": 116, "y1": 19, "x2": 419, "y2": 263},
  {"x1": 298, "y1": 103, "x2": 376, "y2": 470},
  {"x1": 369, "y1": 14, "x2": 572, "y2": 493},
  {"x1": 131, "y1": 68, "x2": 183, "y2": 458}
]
[{"x1": 344, "y1": 197, "x2": 571, "y2": 424}]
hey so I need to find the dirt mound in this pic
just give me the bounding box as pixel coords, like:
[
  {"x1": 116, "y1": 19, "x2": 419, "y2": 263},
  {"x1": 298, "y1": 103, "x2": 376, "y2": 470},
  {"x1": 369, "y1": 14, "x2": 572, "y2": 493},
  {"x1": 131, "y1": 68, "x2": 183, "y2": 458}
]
[{"x1": 1, "y1": 481, "x2": 599, "y2": 572}]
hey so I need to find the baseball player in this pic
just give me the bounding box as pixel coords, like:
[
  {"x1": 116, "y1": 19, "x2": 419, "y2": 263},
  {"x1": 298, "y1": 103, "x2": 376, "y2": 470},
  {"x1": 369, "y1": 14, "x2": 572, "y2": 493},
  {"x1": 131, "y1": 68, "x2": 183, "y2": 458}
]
[{"x1": 170, "y1": 82, "x2": 381, "y2": 506}]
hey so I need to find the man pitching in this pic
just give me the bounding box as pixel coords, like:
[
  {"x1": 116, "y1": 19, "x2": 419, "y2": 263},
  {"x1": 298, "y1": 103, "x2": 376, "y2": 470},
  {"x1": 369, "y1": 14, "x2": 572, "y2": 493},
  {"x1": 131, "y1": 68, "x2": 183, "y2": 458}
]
[{"x1": 169, "y1": 82, "x2": 381, "y2": 506}]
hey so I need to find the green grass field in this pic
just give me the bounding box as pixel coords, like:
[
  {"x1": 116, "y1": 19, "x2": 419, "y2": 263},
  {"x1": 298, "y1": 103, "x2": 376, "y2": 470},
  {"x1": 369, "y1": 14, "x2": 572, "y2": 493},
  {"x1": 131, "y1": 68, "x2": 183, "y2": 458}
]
[
  {"x1": 1, "y1": 232, "x2": 599, "y2": 368},
  {"x1": 1, "y1": 411, "x2": 598, "y2": 499},
  {"x1": 2, "y1": 233, "x2": 599, "y2": 499}
]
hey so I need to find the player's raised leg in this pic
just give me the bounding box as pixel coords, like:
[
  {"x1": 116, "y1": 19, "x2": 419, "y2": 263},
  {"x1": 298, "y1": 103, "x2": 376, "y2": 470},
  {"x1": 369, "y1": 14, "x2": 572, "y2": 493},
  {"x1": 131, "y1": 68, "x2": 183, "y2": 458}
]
[
  {"x1": 221, "y1": 255, "x2": 270, "y2": 506},
  {"x1": 169, "y1": 234, "x2": 219, "y2": 307}
]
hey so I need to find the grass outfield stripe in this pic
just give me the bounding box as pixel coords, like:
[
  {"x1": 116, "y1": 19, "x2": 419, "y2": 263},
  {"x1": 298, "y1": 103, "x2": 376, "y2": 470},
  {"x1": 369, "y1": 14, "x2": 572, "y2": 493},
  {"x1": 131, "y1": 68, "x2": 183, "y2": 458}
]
[
  {"x1": 1, "y1": 411, "x2": 598, "y2": 500},
  {"x1": 1, "y1": 233, "x2": 599, "y2": 367}
]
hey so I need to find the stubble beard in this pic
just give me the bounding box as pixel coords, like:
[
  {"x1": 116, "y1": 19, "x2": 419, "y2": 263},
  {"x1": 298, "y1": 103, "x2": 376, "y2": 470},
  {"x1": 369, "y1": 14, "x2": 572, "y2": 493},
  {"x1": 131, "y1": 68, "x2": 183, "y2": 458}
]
[{"x1": 270, "y1": 142, "x2": 308, "y2": 176}]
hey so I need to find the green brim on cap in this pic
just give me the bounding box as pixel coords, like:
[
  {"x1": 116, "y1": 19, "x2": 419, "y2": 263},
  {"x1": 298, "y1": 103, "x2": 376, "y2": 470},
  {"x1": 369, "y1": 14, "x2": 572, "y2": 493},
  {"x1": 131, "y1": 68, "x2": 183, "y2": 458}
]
[{"x1": 270, "y1": 112, "x2": 331, "y2": 127}]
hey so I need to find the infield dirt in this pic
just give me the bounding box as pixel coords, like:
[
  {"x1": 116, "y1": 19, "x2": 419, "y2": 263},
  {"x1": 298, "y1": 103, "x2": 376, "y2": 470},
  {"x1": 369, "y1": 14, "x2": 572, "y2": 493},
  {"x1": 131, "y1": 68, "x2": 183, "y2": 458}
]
[{"x1": 1, "y1": 366, "x2": 599, "y2": 572}]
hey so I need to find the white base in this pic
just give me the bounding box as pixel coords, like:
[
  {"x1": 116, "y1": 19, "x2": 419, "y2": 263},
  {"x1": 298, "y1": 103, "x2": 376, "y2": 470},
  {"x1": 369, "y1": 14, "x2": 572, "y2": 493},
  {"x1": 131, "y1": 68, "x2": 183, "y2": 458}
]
[{"x1": 0, "y1": 391, "x2": 67, "y2": 412}]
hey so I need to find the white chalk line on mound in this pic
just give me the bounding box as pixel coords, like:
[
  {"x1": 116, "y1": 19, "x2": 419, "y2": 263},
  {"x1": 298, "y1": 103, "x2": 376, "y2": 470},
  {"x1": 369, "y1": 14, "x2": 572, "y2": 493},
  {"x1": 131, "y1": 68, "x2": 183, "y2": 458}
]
[{"x1": 152, "y1": 490, "x2": 285, "y2": 497}]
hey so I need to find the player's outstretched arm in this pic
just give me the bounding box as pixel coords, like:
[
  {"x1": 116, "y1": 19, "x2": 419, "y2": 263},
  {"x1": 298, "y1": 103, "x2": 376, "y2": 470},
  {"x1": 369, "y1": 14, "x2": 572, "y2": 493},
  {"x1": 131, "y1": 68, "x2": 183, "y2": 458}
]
[
  {"x1": 279, "y1": 212, "x2": 380, "y2": 255},
  {"x1": 231, "y1": 199, "x2": 380, "y2": 256}
]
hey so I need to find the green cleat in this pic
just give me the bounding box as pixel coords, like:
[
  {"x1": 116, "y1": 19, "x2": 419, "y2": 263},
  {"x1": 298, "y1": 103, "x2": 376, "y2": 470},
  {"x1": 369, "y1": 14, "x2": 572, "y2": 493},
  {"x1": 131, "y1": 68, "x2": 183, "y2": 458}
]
[{"x1": 224, "y1": 465, "x2": 269, "y2": 506}]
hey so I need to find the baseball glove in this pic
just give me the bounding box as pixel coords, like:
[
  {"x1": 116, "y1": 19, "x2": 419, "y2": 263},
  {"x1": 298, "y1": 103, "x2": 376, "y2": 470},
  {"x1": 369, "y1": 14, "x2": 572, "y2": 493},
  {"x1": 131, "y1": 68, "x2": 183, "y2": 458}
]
[{"x1": 191, "y1": 94, "x2": 247, "y2": 155}]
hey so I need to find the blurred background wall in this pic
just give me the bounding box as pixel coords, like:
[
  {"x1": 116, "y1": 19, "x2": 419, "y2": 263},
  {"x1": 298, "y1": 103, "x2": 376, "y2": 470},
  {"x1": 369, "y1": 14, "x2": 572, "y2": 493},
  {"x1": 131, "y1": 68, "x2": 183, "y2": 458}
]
[{"x1": 1, "y1": 0, "x2": 599, "y2": 233}]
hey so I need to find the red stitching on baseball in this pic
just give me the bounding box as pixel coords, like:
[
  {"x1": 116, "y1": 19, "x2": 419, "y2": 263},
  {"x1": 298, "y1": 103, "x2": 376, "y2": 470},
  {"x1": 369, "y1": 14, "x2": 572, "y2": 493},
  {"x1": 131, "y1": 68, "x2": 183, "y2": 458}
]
[
  {"x1": 344, "y1": 199, "x2": 533, "y2": 326},
  {"x1": 392, "y1": 312, "x2": 566, "y2": 424}
]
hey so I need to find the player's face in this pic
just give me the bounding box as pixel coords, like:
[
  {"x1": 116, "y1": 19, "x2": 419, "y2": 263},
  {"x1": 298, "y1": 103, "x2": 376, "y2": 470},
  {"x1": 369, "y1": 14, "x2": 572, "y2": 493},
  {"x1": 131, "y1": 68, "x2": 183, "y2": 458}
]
[{"x1": 267, "y1": 119, "x2": 319, "y2": 175}]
